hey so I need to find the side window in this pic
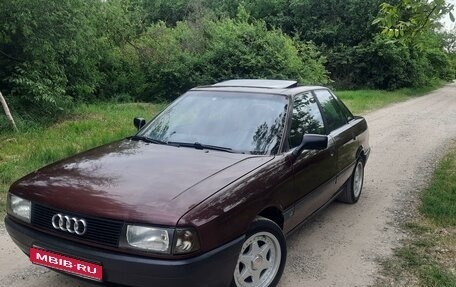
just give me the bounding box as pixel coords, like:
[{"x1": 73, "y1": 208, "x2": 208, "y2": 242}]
[
  {"x1": 331, "y1": 92, "x2": 354, "y2": 121},
  {"x1": 288, "y1": 92, "x2": 325, "y2": 149},
  {"x1": 314, "y1": 89, "x2": 347, "y2": 133}
]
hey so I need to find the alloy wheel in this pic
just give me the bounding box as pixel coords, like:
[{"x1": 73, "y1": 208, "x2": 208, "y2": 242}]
[
  {"x1": 353, "y1": 161, "x2": 364, "y2": 198},
  {"x1": 234, "y1": 232, "x2": 282, "y2": 287}
]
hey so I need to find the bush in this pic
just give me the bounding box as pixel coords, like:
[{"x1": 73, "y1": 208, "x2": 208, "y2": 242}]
[
  {"x1": 449, "y1": 53, "x2": 456, "y2": 78},
  {"x1": 0, "y1": 0, "x2": 106, "y2": 118},
  {"x1": 201, "y1": 17, "x2": 328, "y2": 85},
  {"x1": 1, "y1": 0, "x2": 453, "y2": 128},
  {"x1": 97, "y1": 45, "x2": 146, "y2": 102},
  {"x1": 135, "y1": 14, "x2": 329, "y2": 101},
  {"x1": 327, "y1": 38, "x2": 454, "y2": 90}
]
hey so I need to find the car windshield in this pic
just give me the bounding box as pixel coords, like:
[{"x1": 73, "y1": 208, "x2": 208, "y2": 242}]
[{"x1": 137, "y1": 91, "x2": 289, "y2": 155}]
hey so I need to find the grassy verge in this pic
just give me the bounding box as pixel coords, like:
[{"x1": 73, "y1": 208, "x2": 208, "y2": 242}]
[
  {"x1": 335, "y1": 85, "x2": 442, "y2": 115},
  {"x1": 377, "y1": 147, "x2": 456, "y2": 287},
  {"x1": 0, "y1": 103, "x2": 163, "y2": 211}
]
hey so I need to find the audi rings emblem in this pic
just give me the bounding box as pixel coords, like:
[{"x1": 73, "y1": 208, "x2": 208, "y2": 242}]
[{"x1": 51, "y1": 214, "x2": 87, "y2": 235}]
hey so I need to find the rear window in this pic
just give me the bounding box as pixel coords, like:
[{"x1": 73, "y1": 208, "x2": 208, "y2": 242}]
[{"x1": 314, "y1": 89, "x2": 347, "y2": 133}]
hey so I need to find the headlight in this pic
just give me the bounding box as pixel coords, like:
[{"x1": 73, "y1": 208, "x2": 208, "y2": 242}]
[
  {"x1": 122, "y1": 225, "x2": 200, "y2": 255},
  {"x1": 125, "y1": 225, "x2": 171, "y2": 253},
  {"x1": 7, "y1": 194, "x2": 31, "y2": 223}
]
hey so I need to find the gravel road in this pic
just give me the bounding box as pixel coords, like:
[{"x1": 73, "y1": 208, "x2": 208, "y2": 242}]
[{"x1": 1, "y1": 83, "x2": 456, "y2": 287}]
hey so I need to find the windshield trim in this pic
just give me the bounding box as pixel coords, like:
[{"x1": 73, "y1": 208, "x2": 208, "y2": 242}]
[{"x1": 278, "y1": 95, "x2": 293, "y2": 155}]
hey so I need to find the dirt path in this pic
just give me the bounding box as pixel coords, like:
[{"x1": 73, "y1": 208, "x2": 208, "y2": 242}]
[{"x1": 1, "y1": 84, "x2": 456, "y2": 287}]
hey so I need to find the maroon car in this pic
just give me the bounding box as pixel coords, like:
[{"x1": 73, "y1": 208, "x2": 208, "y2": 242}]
[{"x1": 6, "y1": 79, "x2": 369, "y2": 287}]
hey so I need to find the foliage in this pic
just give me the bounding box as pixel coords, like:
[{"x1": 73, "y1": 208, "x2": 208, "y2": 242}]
[
  {"x1": 0, "y1": 0, "x2": 330, "y2": 123},
  {"x1": 441, "y1": 29, "x2": 456, "y2": 52},
  {"x1": 0, "y1": 0, "x2": 454, "y2": 126},
  {"x1": 450, "y1": 53, "x2": 456, "y2": 76},
  {"x1": 200, "y1": 16, "x2": 328, "y2": 86},
  {"x1": 374, "y1": 0, "x2": 455, "y2": 44},
  {"x1": 288, "y1": 0, "x2": 385, "y2": 47},
  {"x1": 441, "y1": 29, "x2": 456, "y2": 76},
  {"x1": 0, "y1": 0, "x2": 105, "y2": 117},
  {"x1": 203, "y1": 0, "x2": 454, "y2": 90},
  {"x1": 135, "y1": 13, "x2": 328, "y2": 101},
  {"x1": 141, "y1": 0, "x2": 384, "y2": 47},
  {"x1": 328, "y1": 36, "x2": 453, "y2": 89}
]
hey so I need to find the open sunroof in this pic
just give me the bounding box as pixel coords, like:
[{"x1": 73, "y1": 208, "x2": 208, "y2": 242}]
[{"x1": 212, "y1": 79, "x2": 298, "y2": 89}]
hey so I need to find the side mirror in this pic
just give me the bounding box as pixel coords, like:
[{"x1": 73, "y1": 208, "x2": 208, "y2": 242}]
[
  {"x1": 133, "y1": 117, "x2": 146, "y2": 131},
  {"x1": 292, "y1": 134, "x2": 328, "y2": 157}
]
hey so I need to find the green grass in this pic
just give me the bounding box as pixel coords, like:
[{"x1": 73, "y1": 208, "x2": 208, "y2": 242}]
[
  {"x1": 420, "y1": 265, "x2": 456, "y2": 287},
  {"x1": 377, "y1": 146, "x2": 456, "y2": 287},
  {"x1": 336, "y1": 85, "x2": 442, "y2": 115},
  {"x1": 0, "y1": 103, "x2": 164, "y2": 210},
  {"x1": 421, "y1": 150, "x2": 456, "y2": 226}
]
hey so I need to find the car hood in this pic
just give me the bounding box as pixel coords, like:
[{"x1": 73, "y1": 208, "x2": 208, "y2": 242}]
[{"x1": 11, "y1": 139, "x2": 273, "y2": 226}]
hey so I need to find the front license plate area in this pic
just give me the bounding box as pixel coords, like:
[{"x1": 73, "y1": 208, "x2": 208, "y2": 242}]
[{"x1": 30, "y1": 247, "x2": 103, "y2": 281}]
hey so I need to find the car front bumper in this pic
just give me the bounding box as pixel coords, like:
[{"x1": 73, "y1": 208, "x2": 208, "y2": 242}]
[{"x1": 5, "y1": 216, "x2": 244, "y2": 287}]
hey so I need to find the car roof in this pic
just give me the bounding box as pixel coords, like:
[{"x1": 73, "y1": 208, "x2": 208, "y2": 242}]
[{"x1": 191, "y1": 79, "x2": 327, "y2": 96}]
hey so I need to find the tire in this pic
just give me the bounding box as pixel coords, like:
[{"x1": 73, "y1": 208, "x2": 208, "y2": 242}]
[
  {"x1": 231, "y1": 217, "x2": 286, "y2": 287},
  {"x1": 337, "y1": 159, "x2": 364, "y2": 204}
]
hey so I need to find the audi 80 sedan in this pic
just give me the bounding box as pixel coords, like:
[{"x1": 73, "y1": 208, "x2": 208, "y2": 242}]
[{"x1": 6, "y1": 79, "x2": 369, "y2": 287}]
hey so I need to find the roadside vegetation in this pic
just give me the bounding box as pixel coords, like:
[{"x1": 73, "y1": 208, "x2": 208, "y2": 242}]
[
  {"x1": 0, "y1": 103, "x2": 163, "y2": 210},
  {"x1": 376, "y1": 146, "x2": 456, "y2": 287},
  {"x1": 1, "y1": 0, "x2": 455, "y2": 283},
  {"x1": 1, "y1": 0, "x2": 455, "y2": 131}
]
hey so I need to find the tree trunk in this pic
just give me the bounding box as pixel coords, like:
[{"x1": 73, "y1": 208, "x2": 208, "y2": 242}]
[{"x1": 0, "y1": 91, "x2": 18, "y2": 132}]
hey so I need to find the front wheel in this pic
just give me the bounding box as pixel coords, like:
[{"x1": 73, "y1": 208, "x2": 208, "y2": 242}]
[
  {"x1": 232, "y1": 217, "x2": 286, "y2": 287},
  {"x1": 337, "y1": 159, "x2": 365, "y2": 204}
]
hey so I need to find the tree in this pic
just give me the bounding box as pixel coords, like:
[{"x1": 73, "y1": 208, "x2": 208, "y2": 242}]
[
  {"x1": 0, "y1": 91, "x2": 18, "y2": 131},
  {"x1": 373, "y1": 0, "x2": 455, "y2": 45},
  {"x1": 135, "y1": 12, "x2": 328, "y2": 101},
  {"x1": 441, "y1": 28, "x2": 456, "y2": 52},
  {"x1": 0, "y1": 0, "x2": 105, "y2": 117}
]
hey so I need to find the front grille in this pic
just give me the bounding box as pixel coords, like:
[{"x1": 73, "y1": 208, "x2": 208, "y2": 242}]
[{"x1": 31, "y1": 203, "x2": 124, "y2": 247}]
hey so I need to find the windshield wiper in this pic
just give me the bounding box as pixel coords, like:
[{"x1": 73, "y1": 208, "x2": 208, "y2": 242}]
[
  {"x1": 129, "y1": 135, "x2": 168, "y2": 145},
  {"x1": 130, "y1": 137, "x2": 236, "y2": 153},
  {"x1": 167, "y1": 141, "x2": 235, "y2": 153}
]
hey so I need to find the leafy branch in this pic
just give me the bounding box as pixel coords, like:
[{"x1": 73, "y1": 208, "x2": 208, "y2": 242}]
[{"x1": 373, "y1": 0, "x2": 455, "y2": 45}]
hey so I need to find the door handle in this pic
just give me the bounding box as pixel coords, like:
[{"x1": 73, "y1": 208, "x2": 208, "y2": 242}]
[
  {"x1": 327, "y1": 136, "x2": 336, "y2": 157},
  {"x1": 329, "y1": 146, "x2": 336, "y2": 157}
]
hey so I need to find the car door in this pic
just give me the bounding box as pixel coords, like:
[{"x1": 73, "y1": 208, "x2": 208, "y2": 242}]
[
  {"x1": 314, "y1": 89, "x2": 358, "y2": 190},
  {"x1": 285, "y1": 92, "x2": 338, "y2": 228}
]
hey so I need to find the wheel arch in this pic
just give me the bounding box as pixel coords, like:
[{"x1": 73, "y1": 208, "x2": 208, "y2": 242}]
[
  {"x1": 258, "y1": 206, "x2": 284, "y2": 230},
  {"x1": 356, "y1": 146, "x2": 368, "y2": 163}
]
